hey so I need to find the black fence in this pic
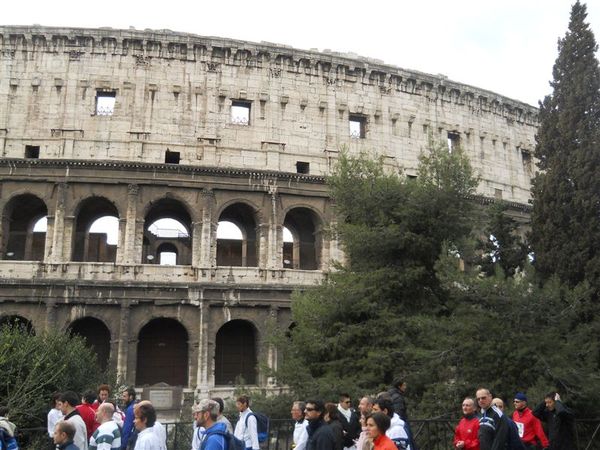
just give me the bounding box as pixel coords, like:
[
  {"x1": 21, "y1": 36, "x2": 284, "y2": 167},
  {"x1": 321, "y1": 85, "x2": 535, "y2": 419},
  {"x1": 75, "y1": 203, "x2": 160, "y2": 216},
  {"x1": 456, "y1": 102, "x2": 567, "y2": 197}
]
[{"x1": 18, "y1": 419, "x2": 600, "y2": 450}]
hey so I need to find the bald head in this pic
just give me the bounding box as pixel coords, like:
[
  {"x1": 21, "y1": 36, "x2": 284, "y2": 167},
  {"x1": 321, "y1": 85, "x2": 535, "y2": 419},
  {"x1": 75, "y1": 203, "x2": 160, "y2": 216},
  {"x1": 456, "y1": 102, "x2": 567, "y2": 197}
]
[
  {"x1": 492, "y1": 398, "x2": 504, "y2": 411},
  {"x1": 96, "y1": 402, "x2": 115, "y2": 423}
]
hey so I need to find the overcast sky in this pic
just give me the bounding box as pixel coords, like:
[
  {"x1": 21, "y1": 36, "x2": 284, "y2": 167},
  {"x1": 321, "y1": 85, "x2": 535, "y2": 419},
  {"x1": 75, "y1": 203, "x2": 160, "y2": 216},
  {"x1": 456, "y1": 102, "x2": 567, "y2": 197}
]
[{"x1": 3, "y1": 0, "x2": 600, "y2": 107}]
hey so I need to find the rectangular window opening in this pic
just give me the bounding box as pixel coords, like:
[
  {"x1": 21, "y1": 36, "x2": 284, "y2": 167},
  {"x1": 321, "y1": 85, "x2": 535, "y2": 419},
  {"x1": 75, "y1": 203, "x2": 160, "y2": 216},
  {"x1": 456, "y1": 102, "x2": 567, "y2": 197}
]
[
  {"x1": 231, "y1": 100, "x2": 251, "y2": 125},
  {"x1": 296, "y1": 161, "x2": 310, "y2": 174},
  {"x1": 447, "y1": 131, "x2": 461, "y2": 152},
  {"x1": 165, "y1": 150, "x2": 180, "y2": 164},
  {"x1": 96, "y1": 90, "x2": 116, "y2": 116},
  {"x1": 349, "y1": 115, "x2": 366, "y2": 139},
  {"x1": 521, "y1": 149, "x2": 533, "y2": 172},
  {"x1": 25, "y1": 145, "x2": 40, "y2": 159}
]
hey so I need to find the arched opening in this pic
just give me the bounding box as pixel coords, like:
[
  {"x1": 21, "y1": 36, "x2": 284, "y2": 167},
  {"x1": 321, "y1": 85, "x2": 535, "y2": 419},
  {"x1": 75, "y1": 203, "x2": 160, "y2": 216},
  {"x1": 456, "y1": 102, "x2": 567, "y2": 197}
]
[
  {"x1": 283, "y1": 207, "x2": 321, "y2": 270},
  {"x1": 69, "y1": 317, "x2": 111, "y2": 371},
  {"x1": 0, "y1": 315, "x2": 34, "y2": 334},
  {"x1": 214, "y1": 320, "x2": 257, "y2": 385},
  {"x1": 217, "y1": 203, "x2": 259, "y2": 267},
  {"x1": 72, "y1": 197, "x2": 119, "y2": 262},
  {"x1": 143, "y1": 200, "x2": 192, "y2": 265},
  {"x1": 2, "y1": 194, "x2": 47, "y2": 261},
  {"x1": 136, "y1": 318, "x2": 188, "y2": 386}
]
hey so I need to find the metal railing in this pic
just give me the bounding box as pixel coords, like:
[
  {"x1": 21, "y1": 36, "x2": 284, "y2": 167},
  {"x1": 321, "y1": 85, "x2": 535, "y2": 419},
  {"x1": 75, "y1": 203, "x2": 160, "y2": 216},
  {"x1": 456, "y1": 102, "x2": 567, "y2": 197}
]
[{"x1": 17, "y1": 418, "x2": 600, "y2": 450}]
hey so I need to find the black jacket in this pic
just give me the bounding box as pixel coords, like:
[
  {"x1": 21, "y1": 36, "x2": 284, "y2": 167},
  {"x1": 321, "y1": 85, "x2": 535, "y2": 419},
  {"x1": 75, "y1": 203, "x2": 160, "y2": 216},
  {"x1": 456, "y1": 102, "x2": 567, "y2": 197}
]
[
  {"x1": 307, "y1": 419, "x2": 336, "y2": 450},
  {"x1": 387, "y1": 387, "x2": 407, "y2": 420},
  {"x1": 478, "y1": 406, "x2": 509, "y2": 450},
  {"x1": 328, "y1": 419, "x2": 344, "y2": 450},
  {"x1": 338, "y1": 410, "x2": 361, "y2": 447},
  {"x1": 533, "y1": 401, "x2": 576, "y2": 450}
]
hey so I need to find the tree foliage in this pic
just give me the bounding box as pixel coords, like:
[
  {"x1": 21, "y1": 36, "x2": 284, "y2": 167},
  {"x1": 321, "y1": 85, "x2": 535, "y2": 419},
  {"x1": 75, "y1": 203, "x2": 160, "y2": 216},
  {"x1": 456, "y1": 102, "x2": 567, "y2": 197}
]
[
  {"x1": 0, "y1": 324, "x2": 104, "y2": 427},
  {"x1": 275, "y1": 141, "x2": 600, "y2": 418},
  {"x1": 531, "y1": 1, "x2": 600, "y2": 289},
  {"x1": 477, "y1": 204, "x2": 529, "y2": 278}
]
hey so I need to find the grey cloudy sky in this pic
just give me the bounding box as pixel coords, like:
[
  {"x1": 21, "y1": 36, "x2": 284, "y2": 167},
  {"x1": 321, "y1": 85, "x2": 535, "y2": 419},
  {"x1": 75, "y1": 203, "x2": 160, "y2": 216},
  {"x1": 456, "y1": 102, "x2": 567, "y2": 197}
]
[{"x1": 4, "y1": 0, "x2": 600, "y2": 106}]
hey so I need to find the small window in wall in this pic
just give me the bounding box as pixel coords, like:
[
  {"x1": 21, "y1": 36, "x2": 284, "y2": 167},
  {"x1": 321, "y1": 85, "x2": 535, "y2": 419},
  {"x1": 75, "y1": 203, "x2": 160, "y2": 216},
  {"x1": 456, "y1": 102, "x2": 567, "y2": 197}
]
[
  {"x1": 447, "y1": 131, "x2": 461, "y2": 151},
  {"x1": 494, "y1": 188, "x2": 503, "y2": 199},
  {"x1": 25, "y1": 145, "x2": 40, "y2": 159},
  {"x1": 231, "y1": 101, "x2": 251, "y2": 125},
  {"x1": 165, "y1": 150, "x2": 180, "y2": 164},
  {"x1": 96, "y1": 91, "x2": 116, "y2": 116},
  {"x1": 349, "y1": 115, "x2": 366, "y2": 139},
  {"x1": 521, "y1": 149, "x2": 533, "y2": 173},
  {"x1": 296, "y1": 161, "x2": 310, "y2": 174}
]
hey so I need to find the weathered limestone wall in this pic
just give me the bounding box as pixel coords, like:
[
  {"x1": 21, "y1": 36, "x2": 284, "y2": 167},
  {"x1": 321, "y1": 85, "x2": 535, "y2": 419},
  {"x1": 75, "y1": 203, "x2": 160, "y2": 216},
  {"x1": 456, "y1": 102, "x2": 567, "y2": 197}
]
[
  {"x1": 0, "y1": 26, "x2": 536, "y2": 401},
  {"x1": 0, "y1": 25, "x2": 537, "y2": 203}
]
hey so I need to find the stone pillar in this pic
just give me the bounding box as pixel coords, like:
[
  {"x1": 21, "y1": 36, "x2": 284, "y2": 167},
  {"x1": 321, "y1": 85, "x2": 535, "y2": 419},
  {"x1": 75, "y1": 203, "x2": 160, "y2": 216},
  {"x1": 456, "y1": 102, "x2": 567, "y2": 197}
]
[
  {"x1": 267, "y1": 191, "x2": 284, "y2": 269},
  {"x1": 44, "y1": 298, "x2": 57, "y2": 332},
  {"x1": 265, "y1": 306, "x2": 279, "y2": 387},
  {"x1": 257, "y1": 223, "x2": 269, "y2": 268},
  {"x1": 196, "y1": 297, "x2": 211, "y2": 395},
  {"x1": 119, "y1": 184, "x2": 140, "y2": 265},
  {"x1": 117, "y1": 301, "x2": 131, "y2": 381},
  {"x1": 48, "y1": 183, "x2": 69, "y2": 263},
  {"x1": 199, "y1": 189, "x2": 215, "y2": 268},
  {"x1": 191, "y1": 221, "x2": 203, "y2": 268}
]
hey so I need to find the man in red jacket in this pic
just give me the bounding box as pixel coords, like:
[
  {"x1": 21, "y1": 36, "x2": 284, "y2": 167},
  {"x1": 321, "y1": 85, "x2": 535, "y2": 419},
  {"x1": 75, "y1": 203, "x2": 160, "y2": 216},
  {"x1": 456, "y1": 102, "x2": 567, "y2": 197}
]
[
  {"x1": 512, "y1": 392, "x2": 549, "y2": 450},
  {"x1": 76, "y1": 390, "x2": 99, "y2": 439},
  {"x1": 454, "y1": 397, "x2": 480, "y2": 450}
]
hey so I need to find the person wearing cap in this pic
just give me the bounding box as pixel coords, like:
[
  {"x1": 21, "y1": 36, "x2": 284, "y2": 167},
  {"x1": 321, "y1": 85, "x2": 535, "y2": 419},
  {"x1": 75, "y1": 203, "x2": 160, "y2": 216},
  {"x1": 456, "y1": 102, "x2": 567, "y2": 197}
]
[
  {"x1": 512, "y1": 393, "x2": 549, "y2": 450},
  {"x1": 191, "y1": 399, "x2": 228, "y2": 450}
]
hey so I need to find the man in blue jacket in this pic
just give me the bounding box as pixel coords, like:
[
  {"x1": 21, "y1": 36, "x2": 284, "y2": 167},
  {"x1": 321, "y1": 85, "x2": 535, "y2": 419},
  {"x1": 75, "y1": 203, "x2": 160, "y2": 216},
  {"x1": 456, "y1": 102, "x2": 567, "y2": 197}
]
[
  {"x1": 120, "y1": 387, "x2": 137, "y2": 450},
  {"x1": 193, "y1": 399, "x2": 228, "y2": 450}
]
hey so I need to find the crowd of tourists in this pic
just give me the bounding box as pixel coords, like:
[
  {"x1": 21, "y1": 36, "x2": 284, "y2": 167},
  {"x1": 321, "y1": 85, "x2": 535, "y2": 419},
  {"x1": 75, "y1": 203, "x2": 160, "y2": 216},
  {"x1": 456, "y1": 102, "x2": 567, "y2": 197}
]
[{"x1": 0, "y1": 380, "x2": 577, "y2": 450}]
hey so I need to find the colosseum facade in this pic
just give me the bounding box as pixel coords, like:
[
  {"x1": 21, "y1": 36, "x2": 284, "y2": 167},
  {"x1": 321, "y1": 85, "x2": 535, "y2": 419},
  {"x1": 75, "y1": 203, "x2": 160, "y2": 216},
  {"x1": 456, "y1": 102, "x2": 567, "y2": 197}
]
[{"x1": 0, "y1": 25, "x2": 536, "y2": 412}]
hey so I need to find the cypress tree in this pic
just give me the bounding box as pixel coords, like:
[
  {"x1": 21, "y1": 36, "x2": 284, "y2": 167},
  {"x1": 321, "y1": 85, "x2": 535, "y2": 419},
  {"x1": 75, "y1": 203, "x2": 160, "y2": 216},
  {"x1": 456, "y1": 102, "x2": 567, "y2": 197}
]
[{"x1": 531, "y1": 1, "x2": 600, "y2": 288}]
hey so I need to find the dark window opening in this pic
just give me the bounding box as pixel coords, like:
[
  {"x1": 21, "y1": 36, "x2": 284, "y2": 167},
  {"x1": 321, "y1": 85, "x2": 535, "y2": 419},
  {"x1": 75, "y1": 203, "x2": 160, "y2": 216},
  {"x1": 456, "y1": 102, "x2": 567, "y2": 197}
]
[
  {"x1": 296, "y1": 161, "x2": 310, "y2": 174},
  {"x1": 448, "y1": 131, "x2": 461, "y2": 151},
  {"x1": 95, "y1": 91, "x2": 116, "y2": 116},
  {"x1": 521, "y1": 149, "x2": 533, "y2": 173},
  {"x1": 231, "y1": 101, "x2": 251, "y2": 125},
  {"x1": 70, "y1": 318, "x2": 110, "y2": 372},
  {"x1": 349, "y1": 115, "x2": 367, "y2": 139},
  {"x1": 165, "y1": 150, "x2": 180, "y2": 164},
  {"x1": 25, "y1": 145, "x2": 40, "y2": 159}
]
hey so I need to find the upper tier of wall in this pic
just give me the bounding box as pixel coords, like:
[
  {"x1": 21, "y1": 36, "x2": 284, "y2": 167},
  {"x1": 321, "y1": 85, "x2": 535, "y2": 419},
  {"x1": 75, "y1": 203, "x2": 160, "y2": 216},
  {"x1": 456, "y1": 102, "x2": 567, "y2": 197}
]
[{"x1": 0, "y1": 26, "x2": 538, "y2": 204}]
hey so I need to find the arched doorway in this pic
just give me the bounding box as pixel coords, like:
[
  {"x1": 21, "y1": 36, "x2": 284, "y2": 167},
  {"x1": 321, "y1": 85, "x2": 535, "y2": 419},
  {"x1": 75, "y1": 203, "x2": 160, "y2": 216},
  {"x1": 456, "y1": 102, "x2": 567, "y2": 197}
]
[
  {"x1": 217, "y1": 203, "x2": 259, "y2": 267},
  {"x1": 214, "y1": 320, "x2": 257, "y2": 385},
  {"x1": 136, "y1": 318, "x2": 188, "y2": 386},
  {"x1": 283, "y1": 207, "x2": 322, "y2": 270},
  {"x1": 69, "y1": 317, "x2": 111, "y2": 371},
  {"x1": 2, "y1": 194, "x2": 47, "y2": 261},
  {"x1": 72, "y1": 197, "x2": 119, "y2": 262},
  {"x1": 0, "y1": 315, "x2": 34, "y2": 334},
  {"x1": 142, "y1": 199, "x2": 192, "y2": 265}
]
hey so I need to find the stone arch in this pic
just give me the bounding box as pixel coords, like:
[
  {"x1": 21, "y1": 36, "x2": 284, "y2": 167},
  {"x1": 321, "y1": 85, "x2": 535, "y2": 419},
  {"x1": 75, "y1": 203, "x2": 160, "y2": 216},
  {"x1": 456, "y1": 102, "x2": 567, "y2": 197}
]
[
  {"x1": 69, "y1": 317, "x2": 111, "y2": 371},
  {"x1": 72, "y1": 196, "x2": 119, "y2": 262},
  {"x1": 214, "y1": 319, "x2": 258, "y2": 385},
  {"x1": 142, "y1": 197, "x2": 192, "y2": 265},
  {"x1": 282, "y1": 206, "x2": 323, "y2": 270},
  {"x1": 216, "y1": 202, "x2": 261, "y2": 267},
  {"x1": 136, "y1": 318, "x2": 188, "y2": 386},
  {"x1": 0, "y1": 314, "x2": 35, "y2": 334},
  {"x1": 2, "y1": 193, "x2": 48, "y2": 261}
]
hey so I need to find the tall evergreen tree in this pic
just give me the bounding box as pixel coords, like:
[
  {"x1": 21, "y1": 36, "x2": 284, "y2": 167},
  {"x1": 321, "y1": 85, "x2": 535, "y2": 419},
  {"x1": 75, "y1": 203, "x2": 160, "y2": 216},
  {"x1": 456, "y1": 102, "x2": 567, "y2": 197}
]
[{"x1": 531, "y1": 1, "x2": 600, "y2": 288}]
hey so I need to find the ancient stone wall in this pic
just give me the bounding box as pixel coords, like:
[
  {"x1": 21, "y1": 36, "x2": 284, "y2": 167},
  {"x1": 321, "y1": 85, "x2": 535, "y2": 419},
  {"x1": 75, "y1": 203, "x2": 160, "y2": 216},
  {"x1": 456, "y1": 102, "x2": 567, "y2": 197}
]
[{"x1": 0, "y1": 26, "x2": 536, "y2": 405}]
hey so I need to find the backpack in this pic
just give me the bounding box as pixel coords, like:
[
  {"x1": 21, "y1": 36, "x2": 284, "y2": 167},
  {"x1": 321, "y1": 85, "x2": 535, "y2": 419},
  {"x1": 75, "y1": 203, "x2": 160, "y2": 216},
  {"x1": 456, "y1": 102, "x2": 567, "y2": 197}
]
[
  {"x1": 200, "y1": 428, "x2": 245, "y2": 450},
  {"x1": 0, "y1": 429, "x2": 18, "y2": 450},
  {"x1": 245, "y1": 412, "x2": 269, "y2": 443}
]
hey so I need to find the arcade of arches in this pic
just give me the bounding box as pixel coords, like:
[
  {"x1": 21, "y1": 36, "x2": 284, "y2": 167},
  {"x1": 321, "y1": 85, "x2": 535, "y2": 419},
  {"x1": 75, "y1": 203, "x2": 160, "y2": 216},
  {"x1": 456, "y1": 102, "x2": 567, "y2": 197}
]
[
  {"x1": 0, "y1": 311, "x2": 265, "y2": 390},
  {"x1": 0, "y1": 189, "x2": 330, "y2": 271}
]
